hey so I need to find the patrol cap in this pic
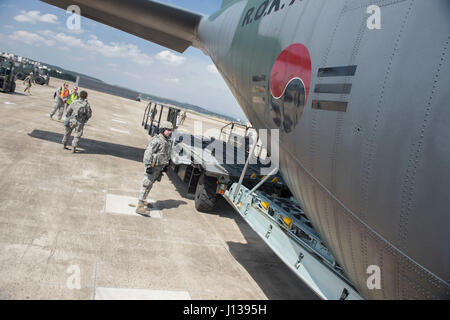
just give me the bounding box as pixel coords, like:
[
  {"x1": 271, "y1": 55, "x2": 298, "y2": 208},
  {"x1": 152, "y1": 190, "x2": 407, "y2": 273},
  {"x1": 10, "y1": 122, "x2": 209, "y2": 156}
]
[{"x1": 160, "y1": 120, "x2": 173, "y2": 130}]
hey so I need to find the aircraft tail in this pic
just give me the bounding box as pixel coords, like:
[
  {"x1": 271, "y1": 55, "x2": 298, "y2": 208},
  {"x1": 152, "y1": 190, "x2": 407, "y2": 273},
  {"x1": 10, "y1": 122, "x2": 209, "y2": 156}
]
[{"x1": 41, "y1": 0, "x2": 204, "y2": 53}]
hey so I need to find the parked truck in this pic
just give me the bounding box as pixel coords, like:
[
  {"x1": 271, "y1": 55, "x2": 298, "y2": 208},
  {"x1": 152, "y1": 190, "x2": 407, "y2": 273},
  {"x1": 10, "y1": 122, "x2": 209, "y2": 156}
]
[
  {"x1": 142, "y1": 101, "x2": 291, "y2": 211},
  {"x1": 0, "y1": 57, "x2": 16, "y2": 93},
  {"x1": 14, "y1": 62, "x2": 50, "y2": 85}
]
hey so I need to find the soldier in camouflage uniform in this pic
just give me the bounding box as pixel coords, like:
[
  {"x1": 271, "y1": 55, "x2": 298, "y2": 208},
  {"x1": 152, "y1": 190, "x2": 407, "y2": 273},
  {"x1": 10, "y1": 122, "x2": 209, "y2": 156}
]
[
  {"x1": 136, "y1": 120, "x2": 173, "y2": 216},
  {"x1": 179, "y1": 110, "x2": 187, "y2": 125},
  {"x1": 50, "y1": 82, "x2": 69, "y2": 120},
  {"x1": 23, "y1": 72, "x2": 33, "y2": 95},
  {"x1": 62, "y1": 90, "x2": 92, "y2": 153}
]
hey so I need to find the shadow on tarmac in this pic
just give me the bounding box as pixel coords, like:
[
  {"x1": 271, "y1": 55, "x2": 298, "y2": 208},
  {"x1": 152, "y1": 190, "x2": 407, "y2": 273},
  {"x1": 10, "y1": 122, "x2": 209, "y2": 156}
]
[
  {"x1": 10, "y1": 92, "x2": 27, "y2": 96},
  {"x1": 166, "y1": 169, "x2": 319, "y2": 300},
  {"x1": 165, "y1": 169, "x2": 195, "y2": 200},
  {"x1": 28, "y1": 129, "x2": 144, "y2": 162},
  {"x1": 154, "y1": 199, "x2": 187, "y2": 209},
  {"x1": 28, "y1": 129, "x2": 318, "y2": 299}
]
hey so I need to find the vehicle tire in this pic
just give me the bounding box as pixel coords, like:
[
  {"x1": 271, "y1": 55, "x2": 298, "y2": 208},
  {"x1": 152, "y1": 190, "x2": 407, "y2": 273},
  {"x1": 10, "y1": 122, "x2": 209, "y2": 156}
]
[
  {"x1": 194, "y1": 174, "x2": 217, "y2": 212},
  {"x1": 15, "y1": 72, "x2": 25, "y2": 81},
  {"x1": 10, "y1": 82, "x2": 16, "y2": 93},
  {"x1": 35, "y1": 76, "x2": 45, "y2": 85}
]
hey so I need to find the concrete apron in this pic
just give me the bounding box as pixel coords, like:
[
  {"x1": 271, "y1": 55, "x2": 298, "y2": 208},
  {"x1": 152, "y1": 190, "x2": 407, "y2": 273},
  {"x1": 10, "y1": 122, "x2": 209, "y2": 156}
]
[{"x1": 0, "y1": 77, "x2": 318, "y2": 300}]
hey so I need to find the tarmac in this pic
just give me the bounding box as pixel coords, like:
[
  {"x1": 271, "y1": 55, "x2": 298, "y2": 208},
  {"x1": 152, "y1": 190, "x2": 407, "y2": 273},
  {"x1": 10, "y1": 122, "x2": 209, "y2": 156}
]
[{"x1": 0, "y1": 77, "x2": 318, "y2": 300}]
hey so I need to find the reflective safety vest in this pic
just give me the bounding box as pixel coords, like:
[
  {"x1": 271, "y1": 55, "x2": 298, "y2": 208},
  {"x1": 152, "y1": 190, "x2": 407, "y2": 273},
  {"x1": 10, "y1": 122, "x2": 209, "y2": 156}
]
[
  {"x1": 67, "y1": 92, "x2": 78, "y2": 105},
  {"x1": 60, "y1": 88, "x2": 69, "y2": 99}
]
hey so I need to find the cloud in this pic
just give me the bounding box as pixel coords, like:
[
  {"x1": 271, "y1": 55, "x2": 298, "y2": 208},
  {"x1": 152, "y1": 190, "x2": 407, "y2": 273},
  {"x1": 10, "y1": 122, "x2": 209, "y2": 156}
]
[
  {"x1": 37, "y1": 30, "x2": 55, "y2": 37},
  {"x1": 14, "y1": 10, "x2": 58, "y2": 24},
  {"x1": 53, "y1": 33, "x2": 85, "y2": 48},
  {"x1": 31, "y1": 32, "x2": 153, "y2": 66},
  {"x1": 207, "y1": 64, "x2": 219, "y2": 74},
  {"x1": 66, "y1": 28, "x2": 84, "y2": 35},
  {"x1": 164, "y1": 77, "x2": 180, "y2": 84},
  {"x1": 86, "y1": 35, "x2": 153, "y2": 65},
  {"x1": 38, "y1": 30, "x2": 85, "y2": 48},
  {"x1": 156, "y1": 50, "x2": 186, "y2": 66},
  {"x1": 9, "y1": 30, "x2": 55, "y2": 46}
]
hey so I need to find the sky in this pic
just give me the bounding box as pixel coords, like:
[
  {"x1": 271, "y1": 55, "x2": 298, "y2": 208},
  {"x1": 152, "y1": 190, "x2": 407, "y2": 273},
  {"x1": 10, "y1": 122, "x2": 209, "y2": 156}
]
[{"x1": 0, "y1": 0, "x2": 247, "y2": 120}]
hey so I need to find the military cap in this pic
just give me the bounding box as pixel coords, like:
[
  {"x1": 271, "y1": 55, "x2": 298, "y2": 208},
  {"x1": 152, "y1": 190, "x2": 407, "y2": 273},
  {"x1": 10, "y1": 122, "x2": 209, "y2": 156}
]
[{"x1": 160, "y1": 120, "x2": 174, "y2": 130}]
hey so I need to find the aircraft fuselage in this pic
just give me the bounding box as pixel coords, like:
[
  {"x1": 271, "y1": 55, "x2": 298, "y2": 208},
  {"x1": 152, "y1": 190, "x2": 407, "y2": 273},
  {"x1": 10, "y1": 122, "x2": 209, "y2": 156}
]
[{"x1": 198, "y1": 0, "x2": 449, "y2": 299}]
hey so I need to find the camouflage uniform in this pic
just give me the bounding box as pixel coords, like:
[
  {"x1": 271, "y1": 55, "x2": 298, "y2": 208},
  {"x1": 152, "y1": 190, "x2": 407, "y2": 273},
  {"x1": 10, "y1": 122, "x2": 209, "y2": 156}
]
[
  {"x1": 179, "y1": 111, "x2": 187, "y2": 125},
  {"x1": 23, "y1": 75, "x2": 33, "y2": 95},
  {"x1": 50, "y1": 87, "x2": 69, "y2": 120},
  {"x1": 138, "y1": 132, "x2": 172, "y2": 201},
  {"x1": 62, "y1": 99, "x2": 92, "y2": 151}
]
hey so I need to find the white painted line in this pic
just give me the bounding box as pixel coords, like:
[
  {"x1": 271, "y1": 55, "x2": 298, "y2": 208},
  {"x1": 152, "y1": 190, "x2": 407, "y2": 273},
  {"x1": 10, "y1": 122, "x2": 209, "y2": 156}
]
[
  {"x1": 112, "y1": 119, "x2": 127, "y2": 124},
  {"x1": 110, "y1": 128, "x2": 130, "y2": 134},
  {"x1": 105, "y1": 194, "x2": 162, "y2": 218},
  {"x1": 112, "y1": 113, "x2": 124, "y2": 118},
  {"x1": 4, "y1": 102, "x2": 16, "y2": 105},
  {"x1": 95, "y1": 287, "x2": 191, "y2": 300}
]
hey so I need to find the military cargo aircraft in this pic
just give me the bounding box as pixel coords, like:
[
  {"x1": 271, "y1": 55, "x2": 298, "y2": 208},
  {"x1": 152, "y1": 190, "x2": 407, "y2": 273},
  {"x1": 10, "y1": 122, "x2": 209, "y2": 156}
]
[{"x1": 41, "y1": 0, "x2": 449, "y2": 299}]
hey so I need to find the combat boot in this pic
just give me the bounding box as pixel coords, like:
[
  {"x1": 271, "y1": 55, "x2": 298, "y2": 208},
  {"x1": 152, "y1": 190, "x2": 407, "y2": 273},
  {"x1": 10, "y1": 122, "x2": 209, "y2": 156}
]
[
  {"x1": 136, "y1": 200, "x2": 150, "y2": 217},
  {"x1": 143, "y1": 200, "x2": 153, "y2": 209}
]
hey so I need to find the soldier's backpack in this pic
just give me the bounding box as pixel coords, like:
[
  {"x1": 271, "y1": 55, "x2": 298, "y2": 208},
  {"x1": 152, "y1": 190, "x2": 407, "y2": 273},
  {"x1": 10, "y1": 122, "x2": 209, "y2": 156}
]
[{"x1": 76, "y1": 103, "x2": 90, "y2": 123}]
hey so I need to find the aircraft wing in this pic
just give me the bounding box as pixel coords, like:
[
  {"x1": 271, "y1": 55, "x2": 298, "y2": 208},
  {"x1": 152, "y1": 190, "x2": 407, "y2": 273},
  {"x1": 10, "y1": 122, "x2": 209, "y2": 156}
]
[{"x1": 41, "y1": 0, "x2": 204, "y2": 53}]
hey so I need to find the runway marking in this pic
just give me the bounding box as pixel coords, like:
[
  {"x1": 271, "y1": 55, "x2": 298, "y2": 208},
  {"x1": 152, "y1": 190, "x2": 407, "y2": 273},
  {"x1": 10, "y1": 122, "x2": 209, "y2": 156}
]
[
  {"x1": 95, "y1": 287, "x2": 191, "y2": 300},
  {"x1": 105, "y1": 194, "x2": 162, "y2": 218},
  {"x1": 112, "y1": 119, "x2": 127, "y2": 124},
  {"x1": 110, "y1": 128, "x2": 130, "y2": 134}
]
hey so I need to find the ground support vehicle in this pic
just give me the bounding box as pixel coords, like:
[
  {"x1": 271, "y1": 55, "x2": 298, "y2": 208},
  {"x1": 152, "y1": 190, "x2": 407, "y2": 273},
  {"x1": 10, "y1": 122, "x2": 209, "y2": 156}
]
[
  {"x1": 142, "y1": 101, "x2": 290, "y2": 211},
  {"x1": 0, "y1": 57, "x2": 16, "y2": 93}
]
